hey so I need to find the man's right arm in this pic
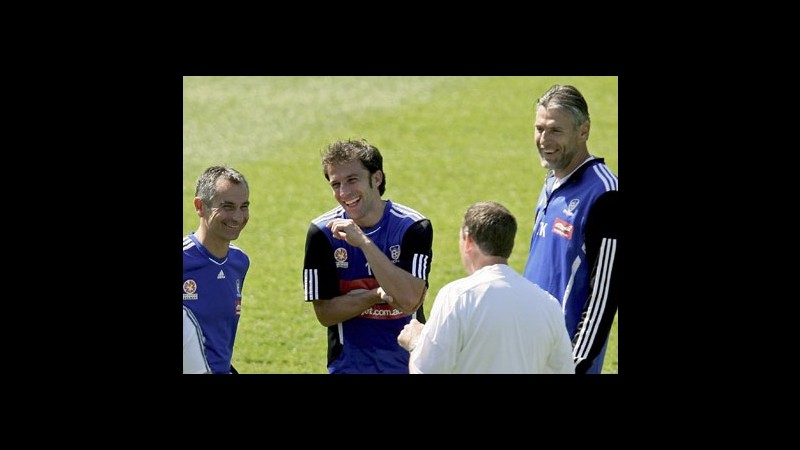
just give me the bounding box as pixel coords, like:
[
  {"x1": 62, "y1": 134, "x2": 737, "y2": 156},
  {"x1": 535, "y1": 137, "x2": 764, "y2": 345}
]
[
  {"x1": 312, "y1": 288, "x2": 392, "y2": 327},
  {"x1": 303, "y1": 223, "x2": 391, "y2": 327}
]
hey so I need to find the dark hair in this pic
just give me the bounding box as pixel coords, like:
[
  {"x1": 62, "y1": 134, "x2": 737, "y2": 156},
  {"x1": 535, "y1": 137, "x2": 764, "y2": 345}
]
[
  {"x1": 462, "y1": 201, "x2": 517, "y2": 258},
  {"x1": 195, "y1": 166, "x2": 249, "y2": 205},
  {"x1": 321, "y1": 138, "x2": 386, "y2": 195},
  {"x1": 536, "y1": 84, "x2": 590, "y2": 128}
]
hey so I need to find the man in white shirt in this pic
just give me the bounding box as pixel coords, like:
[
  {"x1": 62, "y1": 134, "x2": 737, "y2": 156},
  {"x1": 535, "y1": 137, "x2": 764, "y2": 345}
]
[{"x1": 397, "y1": 201, "x2": 574, "y2": 374}]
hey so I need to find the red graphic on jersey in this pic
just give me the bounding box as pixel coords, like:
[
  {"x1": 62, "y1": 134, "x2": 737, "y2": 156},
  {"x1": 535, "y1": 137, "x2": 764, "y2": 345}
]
[
  {"x1": 341, "y1": 278, "x2": 379, "y2": 293},
  {"x1": 552, "y1": 218, "x2": 574, "y2": 239},
  {"x1": 235, "y1": 300, "x2": 242, "y2": 316}
]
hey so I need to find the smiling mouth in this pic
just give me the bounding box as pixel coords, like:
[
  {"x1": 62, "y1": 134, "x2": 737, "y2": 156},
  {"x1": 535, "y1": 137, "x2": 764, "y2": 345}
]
[{"x1": 344, "y1": 197, "x2": 360, "y2": 207}]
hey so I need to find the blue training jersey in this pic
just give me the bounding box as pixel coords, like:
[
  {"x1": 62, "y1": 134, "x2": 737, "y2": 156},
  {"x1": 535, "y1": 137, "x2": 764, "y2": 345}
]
[
  {"x1": 522, "y1": 158, "x2": 619, "y2": 373},
  {"x1": 183, "y1": 233, "x2": 250, "y2": 374},
  {"x1": 303, "y1": 200, "x2": 433, "y2": 374}
]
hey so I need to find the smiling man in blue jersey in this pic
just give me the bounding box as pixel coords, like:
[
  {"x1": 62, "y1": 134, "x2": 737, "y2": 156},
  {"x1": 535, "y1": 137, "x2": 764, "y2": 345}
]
[
  {"x1": 183, "y1": 166, "x2": 250, "y2": 374},
  {"x1": 522, "y1": 85, "x2": 620, "y2": 374},
  {"x1": 303, "y1": 138, "x2": 433, "y2": 374}
]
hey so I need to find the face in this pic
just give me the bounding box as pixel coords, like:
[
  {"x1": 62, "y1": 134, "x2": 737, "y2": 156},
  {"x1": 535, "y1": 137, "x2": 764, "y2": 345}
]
[
  {"x1": 534, "y1": 106, "x2": 589, "y2": 178},
  {"x1": 200, "y1": 179, "x2": 250, "y2": 244},
  {"x1": 326, "y1": 159, "x2": 382, "y2": 226}
]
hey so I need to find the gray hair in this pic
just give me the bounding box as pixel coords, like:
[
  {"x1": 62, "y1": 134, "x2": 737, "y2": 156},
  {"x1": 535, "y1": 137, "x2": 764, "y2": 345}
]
[
  {"x1": 536, "y1": 84, "x2": 590, "y2": 128},
  {"x1": 195, "y1": 166, "x2": 249, "y2": 205}
]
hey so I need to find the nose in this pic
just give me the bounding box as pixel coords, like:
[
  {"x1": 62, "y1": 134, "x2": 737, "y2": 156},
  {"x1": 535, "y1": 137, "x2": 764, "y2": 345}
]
[
  {"x1": 232, "y1": 208, "x2": 247, "y2": 222},
  {"x1": 336, "y1": 183, "x2": 351, "y2": 197}
]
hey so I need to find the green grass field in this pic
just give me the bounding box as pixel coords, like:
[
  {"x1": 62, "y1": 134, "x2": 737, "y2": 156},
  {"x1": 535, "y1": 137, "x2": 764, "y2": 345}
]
[{"x1": 183, "y1": 76, "x2": 618, "y2": 374}]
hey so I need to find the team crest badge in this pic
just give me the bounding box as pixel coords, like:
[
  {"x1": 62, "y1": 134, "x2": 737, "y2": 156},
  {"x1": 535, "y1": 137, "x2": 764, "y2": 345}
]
[
  {"x1": 390, "y1": 245, "x2": 401, "y2": 262},
  {"x1": 563, "y1": 199, "x2": 580, "y2": 216}
]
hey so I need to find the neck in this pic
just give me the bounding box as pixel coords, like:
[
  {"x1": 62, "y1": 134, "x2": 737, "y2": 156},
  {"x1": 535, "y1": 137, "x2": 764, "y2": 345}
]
[
  {"x1": 468, "y1": 256, "x2": 507, "y2": 274},
  {"x1": 554, "y1": 151, "x2": 591, "y2": 179},
  {"x1": 357, "y1": 199, "x2": 387, "y2": 228},
  {"x1": 195, "y1": 229, "x2": 229, "y2": 259}
]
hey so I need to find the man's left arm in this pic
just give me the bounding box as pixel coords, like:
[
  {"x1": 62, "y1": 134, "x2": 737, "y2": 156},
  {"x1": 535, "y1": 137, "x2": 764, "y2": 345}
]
[
  {"x1": 365, "y1": 219, "x2": 433, "y2": 314},
  {"x1": 573, "y1": 190, "x2": 620, "y2": 374}
]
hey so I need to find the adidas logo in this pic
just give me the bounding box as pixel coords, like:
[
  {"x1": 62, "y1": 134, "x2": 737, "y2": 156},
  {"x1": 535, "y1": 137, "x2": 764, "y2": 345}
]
[{"x1": 217, "y1": 270, "x2": 225, "y2": 279}]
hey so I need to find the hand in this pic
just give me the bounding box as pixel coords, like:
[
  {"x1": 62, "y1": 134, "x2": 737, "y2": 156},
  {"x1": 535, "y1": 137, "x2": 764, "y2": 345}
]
[
  {"x1": 397, "y1": 318, "x2": 423, "y2": 351},
  {"x1": 347, "y1": 288, "x2": 393, "y2": 306},
  {"x1": 376, "y1": 286, "x2": 394, "y2": 305},
  {"x1": 327, "y1": 219, "x2": 369, "y2": 247}
]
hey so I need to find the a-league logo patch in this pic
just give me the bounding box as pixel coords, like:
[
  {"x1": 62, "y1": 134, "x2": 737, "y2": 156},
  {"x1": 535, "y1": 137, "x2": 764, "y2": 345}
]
[
  {"x1": 334, "y1": 247, "x2": 348, "y2": 268},
  {"x1": 183, "y1": 279, "x2": 198, "y2": 300}
]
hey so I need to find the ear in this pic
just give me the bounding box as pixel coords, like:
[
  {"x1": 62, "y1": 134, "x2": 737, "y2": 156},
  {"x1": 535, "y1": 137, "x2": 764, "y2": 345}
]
[
  {"x1": 579, "y1": 120, "x2": 591, "y2": 142},
  {"x1": 194, "y1": 197, "x2": 205, "y2": 217},
  {"x1": 463, "y1": 230, "x2": 475, "y2": 252},
  {"x1": 373, "y1": 170, "x2": 383, "y2": 187}
]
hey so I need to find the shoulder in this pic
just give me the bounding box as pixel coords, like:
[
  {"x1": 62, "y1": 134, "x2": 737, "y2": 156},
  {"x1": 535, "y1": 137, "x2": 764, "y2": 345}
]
[
  {"x1": 528, "y1": 278, "x2": 558, "y2": 303},
  {"x1": 183, "y1": 234, "x2": 203, "y2": 259},
  {"x1": 507, "y1": 267, "x2": 554, "y2": 297},
  {"x1": 400, "y1": 218, "x2": 433, "y2": 249},
  {"x1": 409, "y1": 218, "x2": 432, "y2": 233},
  {"x1": 586, "y1": 188, "x2": 619, "y2": 225},
  {"x1": 183, "y1": 234, "x2": 197, "y2": 251},
  {"x1": 311, "y1": 206, "x2": 344, "y2": 227},
  {"x1": 229, "y1": 243, "x2": 247, "y2": 253},
  {"x1": 387, "y1": 201, "x2": 427, "y2": 221},
  {"x1": 435, "y1": 277, "x2": 468, "y2": 303},
  {"x1": 582, "y1": 160, "x2": 618, "y2": 193},
  {"x1": 388, "y1": 201, "x2": 432, "y2": 236},
  {"x1": 228, "y1": 244, "x2": 251, "y2": 265},
  {"x1": 438, "y1": 271, "x2": 485, "y2": 299},
  {"x1": 510, "y1": 271, "x2": 564, "y2": 313}
]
